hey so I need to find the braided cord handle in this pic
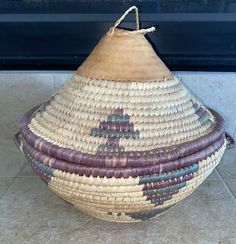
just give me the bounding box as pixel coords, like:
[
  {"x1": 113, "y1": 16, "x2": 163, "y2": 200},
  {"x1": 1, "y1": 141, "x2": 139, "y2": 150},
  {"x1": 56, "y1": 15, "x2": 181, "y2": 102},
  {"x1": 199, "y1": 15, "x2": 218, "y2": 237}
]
[{"x1": 110, "y1": 6, "x2": 155, "y2": 35}]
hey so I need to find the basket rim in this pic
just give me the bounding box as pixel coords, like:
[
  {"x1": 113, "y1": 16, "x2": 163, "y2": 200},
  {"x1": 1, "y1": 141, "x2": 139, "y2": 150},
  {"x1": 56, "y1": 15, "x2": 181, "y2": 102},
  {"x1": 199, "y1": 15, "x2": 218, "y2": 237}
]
[
  {"x1": 18, "y1": 106, "x2": 225, "y2": 169},
  {"x1": 18, "y1": 131, "x2": 225, "y2": 178}
]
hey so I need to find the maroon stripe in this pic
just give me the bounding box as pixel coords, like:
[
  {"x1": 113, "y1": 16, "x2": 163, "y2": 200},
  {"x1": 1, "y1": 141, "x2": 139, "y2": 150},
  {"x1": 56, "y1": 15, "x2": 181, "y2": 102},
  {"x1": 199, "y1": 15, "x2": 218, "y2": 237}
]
[
  {"x1": 20, "y1": 133, "x2": 224, "y2": 178},
  {"x1": 113, "y1": 108, "x2": 123, "y2": 115},
  {"x1": 146, "y1": 190, "x2": 179, "y2": 201},
  {"x1": 99, "y1": 121, "x2": 134, "y2": 132},
  {"x1": 106, "y1": 137, "x2": 120, "y2": 146},
  {"x1": 142, "y1": 174, "x2": 193, "y2": 191},
  {"x1": 195, "y1": 107, "x2": 205, "y2": 117},
  {"x1": 30, "y1": 163, "x2": 51, "y2": 183}
]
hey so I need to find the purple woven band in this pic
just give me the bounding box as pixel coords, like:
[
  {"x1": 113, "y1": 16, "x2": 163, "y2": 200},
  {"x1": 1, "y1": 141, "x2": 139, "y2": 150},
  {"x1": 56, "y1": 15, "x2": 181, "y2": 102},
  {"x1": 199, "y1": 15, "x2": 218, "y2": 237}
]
[
  {"x1": 18, "y1": 106, "x2": 225, "y2": 168},
  {"x1": 18, "y1": 132, "x2": 224, "y2": 178}
]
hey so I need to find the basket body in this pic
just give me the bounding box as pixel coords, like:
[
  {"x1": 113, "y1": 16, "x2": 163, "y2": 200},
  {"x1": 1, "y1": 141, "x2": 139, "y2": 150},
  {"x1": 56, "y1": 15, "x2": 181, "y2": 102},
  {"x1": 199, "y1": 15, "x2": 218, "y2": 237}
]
[{"x1": 16, "y1": 23, "x2": 229, "y2": 222}]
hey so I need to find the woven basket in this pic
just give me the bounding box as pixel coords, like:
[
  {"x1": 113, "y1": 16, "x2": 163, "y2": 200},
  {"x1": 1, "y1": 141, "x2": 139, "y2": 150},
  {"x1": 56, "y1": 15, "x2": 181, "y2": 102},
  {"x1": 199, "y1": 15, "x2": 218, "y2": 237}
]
[{"x1": 15, "y1": 6, "x2": 234, "y2": 222}]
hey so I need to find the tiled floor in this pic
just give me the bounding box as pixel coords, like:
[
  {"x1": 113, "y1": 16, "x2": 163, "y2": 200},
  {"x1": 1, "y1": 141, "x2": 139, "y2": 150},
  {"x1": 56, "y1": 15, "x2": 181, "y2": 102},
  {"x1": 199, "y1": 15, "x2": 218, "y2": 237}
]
[{"x1": 0, "y1": 72, "x2": 236, "y2": 244}]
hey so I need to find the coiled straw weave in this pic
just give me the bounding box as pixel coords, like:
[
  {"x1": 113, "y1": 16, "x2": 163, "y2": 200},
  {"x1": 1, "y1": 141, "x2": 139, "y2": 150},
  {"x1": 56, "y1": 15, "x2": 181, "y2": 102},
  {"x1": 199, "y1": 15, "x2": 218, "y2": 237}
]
[{"x1": 15, "y1": 6, "x2": 234, "y2": 222}]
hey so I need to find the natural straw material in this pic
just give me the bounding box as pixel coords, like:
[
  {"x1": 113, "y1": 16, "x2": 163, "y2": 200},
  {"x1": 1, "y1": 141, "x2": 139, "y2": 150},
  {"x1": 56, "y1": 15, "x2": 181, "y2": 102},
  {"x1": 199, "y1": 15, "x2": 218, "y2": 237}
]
[
  {"x1": 110, "y1": 6, "x2": 140, "y2": 34},
  {"x1": 15, "y1": 6, "x2": 234, "y2": 222},
  {"x1": 77, "y1": 6, "x2": 169, "y2": 82},
  {"x1": 109, "y1": 6, "x2": 155, "y2": 36}
]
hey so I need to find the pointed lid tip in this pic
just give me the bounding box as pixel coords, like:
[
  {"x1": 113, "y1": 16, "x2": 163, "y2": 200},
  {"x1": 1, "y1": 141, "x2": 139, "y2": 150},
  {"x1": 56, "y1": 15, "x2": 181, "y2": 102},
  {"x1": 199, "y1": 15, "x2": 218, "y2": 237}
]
[{"x1": 77, "y1": 6, "x2": 173, "y2": 82}]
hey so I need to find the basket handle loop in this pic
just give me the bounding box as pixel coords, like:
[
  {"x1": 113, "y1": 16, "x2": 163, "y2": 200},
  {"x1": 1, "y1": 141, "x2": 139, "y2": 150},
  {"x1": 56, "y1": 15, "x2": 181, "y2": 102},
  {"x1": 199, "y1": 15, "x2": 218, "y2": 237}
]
[
  {"x1": 110, "y1": 6, "x2": 156, "y2": 35},
  {"x1": 225, "y1": 132, "x2": 235, "y2": 150},
  {"x1": 110, "y1": 6, "x2": 139, "y2": 35},
  {"x1": 14, "y1": 132, "x2": 24, "y2": 153}
]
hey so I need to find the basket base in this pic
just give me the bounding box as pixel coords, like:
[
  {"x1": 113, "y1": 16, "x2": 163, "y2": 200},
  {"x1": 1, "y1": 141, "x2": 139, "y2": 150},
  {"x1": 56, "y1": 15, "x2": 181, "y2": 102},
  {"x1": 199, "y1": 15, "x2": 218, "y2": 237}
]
[{"x1": 72, "y1": 203, "x2": 175, "y2": 223}]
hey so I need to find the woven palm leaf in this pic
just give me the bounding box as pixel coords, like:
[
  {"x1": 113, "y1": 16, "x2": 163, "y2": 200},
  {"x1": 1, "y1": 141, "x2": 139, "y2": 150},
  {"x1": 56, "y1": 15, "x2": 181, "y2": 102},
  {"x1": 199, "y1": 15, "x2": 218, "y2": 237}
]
[{"x1": 15, "y1": 6, "x2": 234, "y2": 222}]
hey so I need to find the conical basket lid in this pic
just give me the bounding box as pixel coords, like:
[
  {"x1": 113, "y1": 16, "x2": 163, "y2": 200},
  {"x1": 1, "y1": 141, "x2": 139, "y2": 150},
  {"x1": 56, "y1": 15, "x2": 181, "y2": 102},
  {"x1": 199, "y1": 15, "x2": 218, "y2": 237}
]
[
  {"x1": 22, "y1": 7, "x2": 225, "y2": 163},
  {"x1": 77, "y1": 28, "x2": 172, "y2": 82}
]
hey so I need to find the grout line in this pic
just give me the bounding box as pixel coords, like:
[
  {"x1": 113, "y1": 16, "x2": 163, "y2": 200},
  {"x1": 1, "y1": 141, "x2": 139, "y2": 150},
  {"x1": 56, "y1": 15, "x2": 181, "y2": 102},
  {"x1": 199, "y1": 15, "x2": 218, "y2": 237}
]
[
  {"x1": 0, "y1": 70, "x2": 73, "y2": 74},
  {"x1": 175, "y1": 71, "x2": 236, "y2": 77},
  {"x1": 0, "y1": 71, "x2": 232, "y2": 75},
  {"x1": 215, "y1": 168, "x2": 221, "y2": 178},
  {"x1": 15, "y1": 176, "x2": 38, "y2": 178},
  {"x1": 0, "y1": 176, "x2": 38, "y2": 178},
  {"x1": 0, "y1": 177, "x2": 16, "y2": 201},
  {"x1": 217, "y1": 169, "x2": 236, "y2": 200},
  {"x1": 0, "y1": 161, "x2": 28, "y2": 202},
  {"x1": 205, "y1": 178, "x2": 223, "y2": 180}
]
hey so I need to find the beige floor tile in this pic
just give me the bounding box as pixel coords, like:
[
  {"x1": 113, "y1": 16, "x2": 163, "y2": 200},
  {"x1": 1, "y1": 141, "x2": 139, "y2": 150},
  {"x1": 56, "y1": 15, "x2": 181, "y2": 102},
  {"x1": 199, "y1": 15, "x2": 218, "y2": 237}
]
[
  {"x1": 224, "y1": 180, "x2": 236, "y2": 199},
  {"x1": 0, "y1": 178, "x2": 14, "y2": 199},
  {"x1": 217, "y1": 149, "x2": 236, "y2": 180},
  {"x1": 0, "y1": 139, "x2": 26, "y2": 177},
  {"x1": 0, "y1": 178, "x2": 235, "y2": 244},
  {"x1": 18, "y1": 163, "x2": 37, "y2": 177},
  {"x1": 207, "y1": 169, "x2": 220, "y2": 179},
  {"x1": 0, "y1": 71, "x2": 235, "y2": 244},
  {"x1": 0, "y1": 73, "x2": 53, "y2": 137}
]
